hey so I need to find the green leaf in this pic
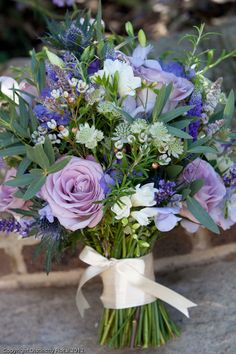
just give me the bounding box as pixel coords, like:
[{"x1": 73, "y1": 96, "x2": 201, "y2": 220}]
[
  {"x1": 152, "y1": 84, "x2": 173, "y2": 121},
  {"x1": 44, "y1": 136, "x2": 55, "y2": 165},
  {"x1": 171, "y1": 119, "x2": 193, "y2": 129},
  {"x1": 18, "y1": 96, "x2": 30, "y2": 129},
  {"x1": 5, "y1": 174, "x2": 34, "y2": 187},
  {"x1": 47, "y1": 156, "x2": 72, "y2": 174},
  {"x1": 186, "y1": 196, "x2": 220, "y2": 234},
  {"x1": 166, "y1": 165, "x2": 183, "y2": 178},
  {"x1": 159, "y1": 106, "x2": 194, "y2": 123},
  {"x1": 23, "y1": 175, "x2": 46, "y2": 200},
  {"x1": 187, "y1": 146, "x2": 217, "y2": 154},
  {"x1": 189, "y1": 179, "x2": 204, "y2": 196},
  {"x1": 16, "y1": 157, "x2": 31, "y2": 176},
  {"x1": 224, "y1": 90, "x2": 235, "y2": 128},
  {"x1": 0, "y1": 145, "x2": 26, "y2": 157},
  {"x1": 0, "y1": 131, "x2": 19, "y2": 147},
  {"x1": 26, "y1": 144, "x2": 50, "y2": 170},
  {"x1": 167, "y1": 125, "x2": 193, "y2": 139},
  {"x1": 189, "y1": 136, "x2": 210, "y2": 148}
]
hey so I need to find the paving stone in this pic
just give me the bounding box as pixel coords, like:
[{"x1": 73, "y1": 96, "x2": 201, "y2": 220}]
[{"x1": 0, "y1": 258, "x2": 236, "y2": 353}]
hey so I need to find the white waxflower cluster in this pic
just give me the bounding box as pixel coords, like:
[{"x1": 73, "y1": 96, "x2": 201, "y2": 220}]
[
  {"x1": 31, "y1": 126, "x2": 48, "y2": 145},
  {"x1": 76, "y1": 123, "x2": 104, "y2": 149},
  {"x1": 68, "y1": 78, "x2": 89, "y2": 93}
]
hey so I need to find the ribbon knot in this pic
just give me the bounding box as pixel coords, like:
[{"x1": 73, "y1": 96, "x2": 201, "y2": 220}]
[{"x1": 76, "y1": 246, "x2": 197, "y2": 318}]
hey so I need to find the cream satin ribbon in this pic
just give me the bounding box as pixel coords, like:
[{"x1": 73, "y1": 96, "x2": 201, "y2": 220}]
[{"x1": 76, "y1": 246, "x2": 197, "y2": 318}]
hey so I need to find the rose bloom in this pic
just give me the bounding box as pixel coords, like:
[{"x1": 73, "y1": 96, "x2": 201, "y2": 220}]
[
  {"x1": 0, "y1": 168, "x2": 27, "y2": 216},
  {"x1": 179, "y1": 158, "x2": 226, "y2": 229},
  {"x1": 41, "y1": 157, "x2": 105, "y2": 231}
]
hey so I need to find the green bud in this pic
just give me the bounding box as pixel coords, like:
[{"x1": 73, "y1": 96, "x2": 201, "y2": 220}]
[
  {"x1": 125, "y1": 21, "x2": 134, "y2": 37},
  {"x1": 138, "y1": 29, "x2": 146, "y2": 48},
  {"x1": 122, "y1": 218, "x2": 129, "y2": 226},
  {"x1": 132, "y1": 223, "x2": 140, "y2": 230},
  {"x1": 140, "y1": 241, "x2": 150, "y2": 248}
]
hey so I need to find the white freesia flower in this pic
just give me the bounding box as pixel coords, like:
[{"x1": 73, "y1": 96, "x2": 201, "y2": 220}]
[
  {"x1": 132, "y1": 206, "x2": 181, "y2": 231},
  {"x1": 131, "y1": 183, "x2": 158, "y2": 207},
  {"x1": 95, "y1": 59, "x2": 141, "y2": 97},
  {"x1": 76, "y1": 123, "x2": 104, "y2": 149},
  {"x1": 111, "y1": 196, "x2": 132, "y2": 220}
]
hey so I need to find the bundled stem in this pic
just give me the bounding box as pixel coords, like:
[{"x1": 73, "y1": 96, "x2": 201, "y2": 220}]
[{"x1": 85, "y1": 228, "x2": 180, "y2": 349}]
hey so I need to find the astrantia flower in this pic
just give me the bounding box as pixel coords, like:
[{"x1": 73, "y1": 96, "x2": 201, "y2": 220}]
[
  {"x1": 149, "y1": 122, "x2": 171, "y2": 146},
  {"x1": 95, "y1": 59, "x2": 141, "y2": 97},
  {"x1": 76, "y1": 123, "x2": 104, "y2": 149},
  {"x1": 112, "y1": 122, "x2": 131, "y2": 143},
  {"x1": 167, "y1": 137, "x2": 184, "y2": 158},
  {"x1": 130, "y1": 119, "x2": 148, "y2": 134}
]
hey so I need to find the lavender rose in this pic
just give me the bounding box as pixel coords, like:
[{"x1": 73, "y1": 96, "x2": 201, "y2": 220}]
[
  {"x1": 0, "y1": 168, "x2": 27, "y2": 216},
  {"x1": 179, "y1": 158, "x2": 226, "y2": 227},
  {"x1": 41, "y1": 157, "x2": 105, "y2": 231}
]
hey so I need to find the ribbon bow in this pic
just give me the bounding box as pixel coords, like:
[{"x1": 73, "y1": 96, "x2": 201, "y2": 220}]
[{"x1": 76, "y1": 246, "x2": 196, "y2": 318}]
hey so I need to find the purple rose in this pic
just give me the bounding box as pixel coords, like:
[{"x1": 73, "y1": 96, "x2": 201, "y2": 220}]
[
  {"x1": 41, "y1": 157, "x2": 105, "y2": 231},
  {"x1": 0, "y1": 168, "x2": 28, "y2": 216},
  {"x1": 179, "y1": 158, "x2": 226, "y2": 225},
  {"x1": 123, "y1": 45, "x2": 194, "y2": 117}
]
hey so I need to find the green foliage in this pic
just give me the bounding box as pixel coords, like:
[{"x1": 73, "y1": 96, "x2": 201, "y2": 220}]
[{"x1": 186, "y1": 196, "x2": 220, "y2": 234}]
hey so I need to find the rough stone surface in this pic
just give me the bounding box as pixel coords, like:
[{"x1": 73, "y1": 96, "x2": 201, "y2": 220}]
[
  {"x1": 0, "y1": 249, "x2": 13, "y2": 276},
  {"x1": 22, "y1": 244, "x2": 85, "y2": 273},
  {"x1": 0, "y1": 256, "x2": 236, "y2": 354}
]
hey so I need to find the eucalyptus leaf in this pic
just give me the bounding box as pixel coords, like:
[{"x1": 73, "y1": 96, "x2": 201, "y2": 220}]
[
  {"x1": 47, "y1": 156, "x2": 72, "y2": 174},
  {"x1": 187, "y1": 146, "x2": 217, "y2": 154},
  {"x1": 167, "y1": 125, "x2": 193, "y2": 139},
  {"x1": 44, "y1": 136, "x2": 55, "y2": 165},
  {"x1": 159, "y1": 106, "x2": 194, "y2": 123},
  {"x1": 166, "y1": 165, "x2": 183, "y2": 178},
  {"x1": 5, "y1": 174, "x2": 34, "y2": 187},
  {"x1": 152, "y1": 83, "x2": 173, "y2": 121},
  {"x1": 0, "y1": 145, "x2": 26, "y2": 157},
  {"x1": 23, "y1": 175, "x2": 47, "y2": 200},
  {"x1": 186, "y1": 196, "x2": 220, "y2": 234}
]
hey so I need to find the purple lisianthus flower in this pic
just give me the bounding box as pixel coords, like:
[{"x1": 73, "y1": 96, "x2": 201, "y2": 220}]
[
  {"x1": 210, "y1": 189, "x2": 236, "y2": 230},
  {"x1": 179, "y1": 158, "x2": 226, "y2": 229},
  {"x1": 0, "y1": 168, "x2": 29, "y2": 219},
  {"x1": 41, "y1": 157, "x2": 105, "y2": 231},
  {"x1": 123, "y1": 45, "x2": 194, "y2": 117},
  {"x1": 39, "y1": 204, "x2": 54, "y2": 223}
]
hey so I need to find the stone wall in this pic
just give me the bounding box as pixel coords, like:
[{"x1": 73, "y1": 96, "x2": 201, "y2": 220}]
[{"x1": 1, "y1": 18, "x2": 236, "y2": 288}]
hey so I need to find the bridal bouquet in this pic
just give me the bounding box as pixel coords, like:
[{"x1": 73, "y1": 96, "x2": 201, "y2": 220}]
[{"x1": 0, "y1": 5, "x2": 236, "y2": 349}]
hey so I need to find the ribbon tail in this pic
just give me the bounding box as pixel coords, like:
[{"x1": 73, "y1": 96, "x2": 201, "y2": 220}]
[
  {"x1": 119, "y1": 264, "x2": 197, "y2": 318},
  {"x1": 76, "y1": 265, "x2": 107, "y2": 317}
]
